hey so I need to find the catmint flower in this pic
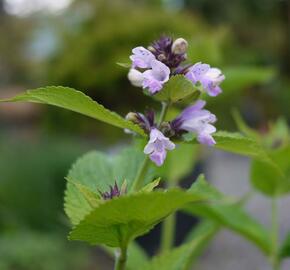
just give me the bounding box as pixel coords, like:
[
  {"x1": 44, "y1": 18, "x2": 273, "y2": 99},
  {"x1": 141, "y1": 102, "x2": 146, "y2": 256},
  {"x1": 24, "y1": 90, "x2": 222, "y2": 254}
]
[
  {"x1": 144, "y1": 128, "x2": 175, "y2": 166},
  {"x1": 125, "y1": 110, "x2": 155, "y2": 133},
  {"x1": 127, "y1": 68, "x2": 144, "y2": 87},
  {"x1": 142, "y1": 59, "x2": 170, "y2": 94},
  {"x1": 150, "y1": 36, "x2": 187, "y2": 68},
  {"x1": 130, "y1": 46, "x2": 156, "y2": 69},
  {"x1": 171, "y1": 38, "x2": 188, "y2": 55},
  {"x1": 186, "y1": 62, "x2": 225, "y2": 96},
  {"x1": 171, "y1": 100, "x2": 217, "y2": 146}
]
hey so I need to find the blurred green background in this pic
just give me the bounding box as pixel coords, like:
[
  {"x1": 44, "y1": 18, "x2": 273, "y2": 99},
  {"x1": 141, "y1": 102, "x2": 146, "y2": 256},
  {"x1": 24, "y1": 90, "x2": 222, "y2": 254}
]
[{"x1": 0, "y1": 0, "x2": 289, "y2": 269}]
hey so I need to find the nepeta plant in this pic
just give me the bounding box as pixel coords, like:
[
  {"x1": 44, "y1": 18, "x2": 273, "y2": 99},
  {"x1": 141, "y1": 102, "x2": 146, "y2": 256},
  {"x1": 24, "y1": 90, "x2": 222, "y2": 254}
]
[{"x1": 1, "y1": 35, "x2": 290, "y2": 270}]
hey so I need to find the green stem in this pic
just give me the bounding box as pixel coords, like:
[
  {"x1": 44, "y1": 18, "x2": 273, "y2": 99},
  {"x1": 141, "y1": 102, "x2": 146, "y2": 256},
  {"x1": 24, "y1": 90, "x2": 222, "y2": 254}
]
[
  {"x1": 114, "y1": 245, "x2": 128, "y2": 270},
  {"x1": 270, "y1": 197, "x2": 280, "y2": 270},
  {"x1": 158, "y1": 102, "x2": 169, "y2": 127},
  {"x1": 160, "y1": 179, "x2": 177, "y2": 253},
  {"x1": 132, "y1": 156, "x2": 151, "y2": 191}
]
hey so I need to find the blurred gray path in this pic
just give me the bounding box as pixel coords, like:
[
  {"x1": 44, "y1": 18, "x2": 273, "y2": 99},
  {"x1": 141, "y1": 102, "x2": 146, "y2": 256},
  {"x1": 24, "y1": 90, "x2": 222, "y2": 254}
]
[{"x1": 196, "y1": 150, "x2": 290, "y2": 270}]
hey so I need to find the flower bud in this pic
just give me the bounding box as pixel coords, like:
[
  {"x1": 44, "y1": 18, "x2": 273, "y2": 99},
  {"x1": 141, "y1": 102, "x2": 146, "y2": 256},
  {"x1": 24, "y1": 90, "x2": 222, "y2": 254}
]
[
  {"x1": 157, "y1": 54, "x2": 166, "y2": 62},
  {"x1": 125, "y1": 112, "x2": 139, "y2": 123},
  {"x1": 127, "y1": 68, "x2": 144, "y2": 87},
  {"x1": 171, "y1": 38, "x2": 188, "y2": 55}
]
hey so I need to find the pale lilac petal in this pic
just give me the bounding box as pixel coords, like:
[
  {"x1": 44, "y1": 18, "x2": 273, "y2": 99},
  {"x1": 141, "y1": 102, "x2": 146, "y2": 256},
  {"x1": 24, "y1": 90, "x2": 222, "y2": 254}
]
[
  {"x1": 198, "y1": 133, "x2": 216, "y2": 146},
  {"x1": 130, "y1": 46, "x2": 156, "y2": 69},
  {"x1": 143, "y1": 128, "x2": 175, "y2": 166},
  {"x1": 127, "y1": 69, "x2": 144, "y2": 87},
  {"x1": 207, "y1": 86, "x2": 222, "y2": 97}
]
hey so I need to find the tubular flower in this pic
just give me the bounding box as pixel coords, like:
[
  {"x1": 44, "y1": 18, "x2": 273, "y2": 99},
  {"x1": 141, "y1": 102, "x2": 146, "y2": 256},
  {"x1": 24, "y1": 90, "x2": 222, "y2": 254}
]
[
  {"x1": 186, "y1": 62, "x2": 225, "y2": 96},
  {"x1": 171, "y1": 100, "x2": 217, "y2": 146},
  {"x1": 130, "y1": 46, "x2": 156, "y2": 69},
  {"x1": 144, "y1": 128, "x2": 175, "y2": 166},
  {"x1": 142, "y1": 60, "x2": 170, "y2": 94}
]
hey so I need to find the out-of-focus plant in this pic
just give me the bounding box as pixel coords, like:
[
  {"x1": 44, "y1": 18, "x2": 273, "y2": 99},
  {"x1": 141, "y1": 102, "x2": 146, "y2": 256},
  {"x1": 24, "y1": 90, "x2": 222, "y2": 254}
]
[{"x1": 1, "y1": 34, "x2": 289, "y2": 270}]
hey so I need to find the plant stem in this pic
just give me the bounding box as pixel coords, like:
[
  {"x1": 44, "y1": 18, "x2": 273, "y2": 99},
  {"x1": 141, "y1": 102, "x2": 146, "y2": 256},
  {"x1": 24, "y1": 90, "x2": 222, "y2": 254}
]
[
  {"x1": 114, "y1": 245, "x2": 128, "y2": 270},
  {"x1": 160, "y1": 179, "x2": 177, "y2": 253},
  {"x1": 158, "y1": 102, "x2": 169, "y2": 127},
  {"x1": 132, "y1": 156, "x2": 151, "y2": 191},
  {"x1": 270, "y1": 197, "x2": 280, "y2": 270}
]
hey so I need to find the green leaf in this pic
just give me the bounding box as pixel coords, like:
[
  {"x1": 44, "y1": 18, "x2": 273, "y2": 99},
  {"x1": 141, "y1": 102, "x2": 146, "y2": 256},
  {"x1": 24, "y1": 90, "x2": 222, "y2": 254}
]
[
  {"x1": 250, "y1": 146, "x2": 290, "y2": 196},
  {"x1": 0, "y1": 86, "x2": 146, "y2": 136},
  {"x1": 154, "y1": 75, "x2": 200, "y2": 103},
  {"x1": 141, "y1": 221, "x2": 218, "y2": 270},
  {"x1": 65, "y1": 147, "x2": 154, "y2": 225},
  {"x1": 184, "y1": 131, "x2": 269, "y2": 162},
  {"x1": 156, "y1": 144, "x2": 198, "y2": 182},
  {"x1": 279, "y1": 232, "x2": 290, "y2": 258},
  {"x1": 69, "y1": 189, "x2": 204, "y2": 247},
  {"x1": 102, "y1": 241, "x2": 149, "y2": 270},
  {"x1": 185, "y1": 176, "x2": 271, "y2": 254},
  {"x1": 140, "y1": 178, "x2": 161, "y2": 192}
]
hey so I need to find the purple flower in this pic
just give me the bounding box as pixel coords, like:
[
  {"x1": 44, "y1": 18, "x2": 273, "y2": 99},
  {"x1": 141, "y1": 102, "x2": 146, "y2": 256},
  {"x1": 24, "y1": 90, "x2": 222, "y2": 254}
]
[
  {"x1": 171, "y1": 100, "x2": 217, "y2": 146},
  {"x1": 127, "y1": 68, "x2": 144, "y2": 87},
  {"x1": 130, "y1": 46, "x2": 156, "y2": 69},
  {"x1": 144, "y1": 128, "x2": 175, "y2": 166},
  {"x1": 142, "y1": 60, "x2": 170, "y2": 94},
  {"x1": 186, "y1": 62, "x2": 225, "y2": 96}
]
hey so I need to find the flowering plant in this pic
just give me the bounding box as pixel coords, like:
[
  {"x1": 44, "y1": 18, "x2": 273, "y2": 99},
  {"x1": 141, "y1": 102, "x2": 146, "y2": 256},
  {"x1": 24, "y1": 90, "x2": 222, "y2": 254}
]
[{"x1": 1, "y1": 35, "x2": 290, "y2": 270}]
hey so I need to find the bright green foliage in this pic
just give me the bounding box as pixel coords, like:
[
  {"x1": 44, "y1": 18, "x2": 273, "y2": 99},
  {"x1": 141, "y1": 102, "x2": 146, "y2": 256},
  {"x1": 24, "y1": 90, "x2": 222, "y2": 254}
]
[
  {"x1": 279, "y1": 232, "x2": 290, "y2": 259},
  {"x1": 140, "y1": 178, "x2": 161, "y2": 192},
  {"x1": 184, "y1": 131, "x2": 269, "y2": 161},
  {"x1": 141, "y1": 222, "x2": 218, "y2": 270},
  {"x1": 251, "y1": 146, "x2": 290, "y2": 196},
  {"x1": 154, "y1": 75, "x2": 200, "y2": 103},
  {"x1": 65, "y1": 147, "x2": 154, "y2": 225},
  {"x1": 185, "y1": 176, "x2": 271, "y2": 254},
  {"x1": 0, "y1": 86, "x2": 146, "y2": 137},
  {"x1": 156, "y1": 144, "x2": 198, "y2": 182},
  {"x1": 69, "y1": 190, "x2": 204, "y2": 247}
]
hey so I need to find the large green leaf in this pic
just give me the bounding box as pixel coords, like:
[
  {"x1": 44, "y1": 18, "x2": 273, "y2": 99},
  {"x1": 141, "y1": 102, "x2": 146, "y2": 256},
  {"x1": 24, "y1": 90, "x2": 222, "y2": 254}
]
[
  {"x1": 184, "y1": 131, "x2": 269, "y2": 162},
  {"x1": 65, "y1": 147, "x2": 154, "y2": 225},
  {"x1": 141, "y1": 221, "x2": 218, "y2": 270},
  {"x1": 251, "y1": 146, "x2": 290, "y2": 196},
  {"x1": 154, "y1": 75, "x2": 200, "y2": 103},
  {"x1": 279, "y1": 232, "x2": 290, "y2": 259},
  {"x1": 0, "y1": 86, "x2": 146, "y2": 136},
  {"x1": 69, "y1": 189, "x2": 204, "y2": 247},
  {"x1": 185, "y1": 176, "x2": 271, "y2": 254}
]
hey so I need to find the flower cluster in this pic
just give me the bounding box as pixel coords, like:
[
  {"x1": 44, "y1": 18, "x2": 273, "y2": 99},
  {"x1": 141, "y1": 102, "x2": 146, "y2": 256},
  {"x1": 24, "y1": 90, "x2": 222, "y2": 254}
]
[{"x1": 126, "y1": 36, "x2": 225, "y2": 166}]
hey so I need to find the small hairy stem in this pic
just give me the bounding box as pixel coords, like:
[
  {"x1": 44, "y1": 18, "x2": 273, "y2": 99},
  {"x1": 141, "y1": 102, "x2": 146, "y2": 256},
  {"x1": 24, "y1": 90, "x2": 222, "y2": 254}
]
[
  {"x1": 158, "y1": 102, "x2": 169, "y2": 127},
  {"x1": 132, "y1": 156, "x2": 151, "y2": 191},
  {"x1": 270, "y1": 198, "x2": 280, "y2": 270},
  {"x1": 114, "y1": 245, "x2": 128, "y2": 270},
  {"x1": 160, "y1": 179, "x2": 178, "y2": 253}
]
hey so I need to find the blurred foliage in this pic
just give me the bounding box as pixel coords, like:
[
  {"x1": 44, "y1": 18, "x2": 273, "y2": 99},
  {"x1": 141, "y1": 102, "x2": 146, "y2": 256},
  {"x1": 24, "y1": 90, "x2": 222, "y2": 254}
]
[{"x1": 0, "y1": 231, "x2": 89, "y2": 270}]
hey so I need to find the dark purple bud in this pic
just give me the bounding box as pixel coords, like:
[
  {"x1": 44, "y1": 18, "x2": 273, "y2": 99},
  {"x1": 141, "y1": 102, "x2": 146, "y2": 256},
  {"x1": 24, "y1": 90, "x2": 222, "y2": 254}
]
[
  {"x1": 126, "y1": 110, "x2": 156, "y2": 133},
  {"x1": 99, "y1": 181, "x2": 125, "y2": 200}
]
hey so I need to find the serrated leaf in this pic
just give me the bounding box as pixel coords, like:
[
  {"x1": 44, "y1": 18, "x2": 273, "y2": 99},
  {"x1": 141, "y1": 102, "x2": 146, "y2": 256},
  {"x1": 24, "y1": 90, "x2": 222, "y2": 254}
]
[
  {"x1": 0, "y1": 86, "x2": 146, "y2": 136},
  {"x1": 184, "y1": 131, "x2": 270, "y2": 162},
  {"x1": 279, "y1": 232, "x2": 290, "y2": 258},
  {"x1": 185, "y1": 176, "x2": 271, "y2": 254},
  {"x1": 250, "y1": 146, "x2": 290, "y2": 196},
  {"x1": 141, "y1": 221, "x2": 218, "y2": 270},
  {"x1": 65, "y1": 147, "x2": 154, "y2": 225},
  {"x1": 69, "y1": 189, "x2": 204, "y2": 247},
  {"x1": 154, "y1": 75, "x2": 200, "y2": 103},
  {"x1": 66, "y1": 178, "x2": 100, "y2": 208}
]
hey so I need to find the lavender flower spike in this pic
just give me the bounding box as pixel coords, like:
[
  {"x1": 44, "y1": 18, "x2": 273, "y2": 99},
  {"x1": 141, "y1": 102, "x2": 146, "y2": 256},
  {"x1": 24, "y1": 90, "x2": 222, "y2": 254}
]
[
  {"x1": 130, "y1": 46, "x2": 156, "y2": 69},
  {"x1": 172, "y1": 100, "x2": 217, "y2": 146},
  {"x1": 144, "y1": 128, "x2": 175, "y2": 166},
  {"x1": 186, "y1": 62, "x2": 225, "y2": 96},
  {"x1": 142, "y1": 60, "x2": 170, "y2": 94}
]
